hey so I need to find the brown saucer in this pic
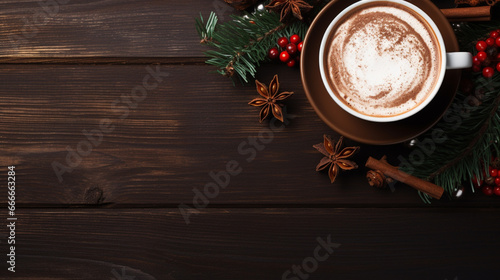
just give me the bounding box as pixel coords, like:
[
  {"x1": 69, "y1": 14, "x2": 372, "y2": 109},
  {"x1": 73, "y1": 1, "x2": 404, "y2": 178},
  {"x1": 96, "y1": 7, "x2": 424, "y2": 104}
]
[{"x1": 301, "y1": 0, "x2": 462, "y2": 145}]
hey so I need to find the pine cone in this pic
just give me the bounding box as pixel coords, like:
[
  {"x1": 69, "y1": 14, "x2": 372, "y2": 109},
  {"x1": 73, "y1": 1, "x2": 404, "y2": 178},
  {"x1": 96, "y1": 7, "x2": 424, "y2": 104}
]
[
  {"x1": 485, "y1": 176, "x2": 495, "y2": 185},
  {"x1": 366, "y1": 170, "x2": 387, "y2": 189}
]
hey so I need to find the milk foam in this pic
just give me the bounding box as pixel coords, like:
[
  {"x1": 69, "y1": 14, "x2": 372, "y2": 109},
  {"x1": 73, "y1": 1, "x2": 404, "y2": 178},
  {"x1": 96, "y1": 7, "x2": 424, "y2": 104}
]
[{"x1": 327, "y1": 4, "x2": 440, "y2": 117}]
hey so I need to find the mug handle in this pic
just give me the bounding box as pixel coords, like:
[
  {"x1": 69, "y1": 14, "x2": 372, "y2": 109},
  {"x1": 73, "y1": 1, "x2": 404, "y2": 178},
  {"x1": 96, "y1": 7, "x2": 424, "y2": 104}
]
[{"x1": 446, "y1": 52, "x2": 472, "y2": 69}]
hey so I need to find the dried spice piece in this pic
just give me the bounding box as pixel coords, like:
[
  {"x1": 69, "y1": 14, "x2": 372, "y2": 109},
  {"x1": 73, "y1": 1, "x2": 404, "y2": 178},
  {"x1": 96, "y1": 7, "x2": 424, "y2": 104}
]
[
  {"x1": 313, "y1": 135, "x2": 359, "y2": 183},
  {"x1": 266, "y1": 0, "x2": 313, "y2": 22},
  {"x1": 491, "y1": 157, "x2": 500, "y2": 169},
  {"x1": 249, "y1": 75, "x2": 293, "y2": 122},
  {"x1": 366, "y1": 156, "x2": 394, "y2": 189},
  {"x1": 366, "y1": 156, "x2": 444, "y2": 199},
  {"x1": 366, "y1": 170, "x2": 388, "y2": 189}
]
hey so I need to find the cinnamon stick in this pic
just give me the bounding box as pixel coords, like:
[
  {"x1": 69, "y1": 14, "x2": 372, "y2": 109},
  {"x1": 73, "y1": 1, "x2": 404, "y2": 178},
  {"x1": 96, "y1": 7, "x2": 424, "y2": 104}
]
[
  {"x1": 365, "y1": 157, "x2": 444, "y2": 199},
  {"x1": 448, "y1": 16, "x2": 491, "y2": 22},
  {"x1": 441, "y1": 6, "x2": 490, "y2": 19}
]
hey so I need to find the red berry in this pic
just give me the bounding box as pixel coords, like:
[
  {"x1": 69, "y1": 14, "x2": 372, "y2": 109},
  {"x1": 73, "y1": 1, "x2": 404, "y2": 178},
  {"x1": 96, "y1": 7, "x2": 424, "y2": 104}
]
[
  {"x1": 495, "y1": 177, "x2": 500, "y2": 186},
  {"x1": 496, "y1": 37, "x2": 500, "y2": 47},
  {"x1": 476, "y1": 41, "x2": 488, "y2": 51},
  {"x1": 268, "y1": 47, "x2": 279, "y2": 60},
  {"x1": 496, "y1": 62, "x2": 500, "y2": 72},
  {"x1": 279, "y1": 51, "x2": 290, "y2": 62},
  {"x1": 477, "y1": 51, "x2": 487, "y2": 61},
  {"x1": 472, "y1": 55, "x2": 481, "y2": 66},
  {"x1": 489, "y1": 166, "x2": 498, "y2": 177},
  {"x1": 494, "y1": 186, "x2": 500, "y2": 196},
  {"x1": 278, "y1": 37, "x2": 289, "y2": 48},
  {"x1": 286, "y1": 58, "x2": 296, "y2": 67},
  {"x1": 472, "y1": 65, "x2": 482, "y2": 72},
  {"x1": 491, "y1": 31, "x2": 499, "y2": 38},
  {"x1": 483, "y1": 67, "x2": 495, "y2": 78},
  {"x1": 297, "y1": 41, "x2": 303, "y2": 52},
  {"x1": 482, "y1": 185, "x2": 494, "y2": 196},
  {"x1": 290, "y1": 34, "x2": 301, "y2": 45},
  {"x1": 486, "y1": 37, "x2": 495, "y2": 46},
  {"x1": 286, "y1": 43, "x2": 297, "y2": 56}
]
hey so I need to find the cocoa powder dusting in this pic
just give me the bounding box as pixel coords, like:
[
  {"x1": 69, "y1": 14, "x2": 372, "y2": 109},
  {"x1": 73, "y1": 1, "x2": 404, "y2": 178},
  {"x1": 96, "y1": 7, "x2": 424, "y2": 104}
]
[{"x1": 324, "y1": 1, "x2": 440, "y2": 117}]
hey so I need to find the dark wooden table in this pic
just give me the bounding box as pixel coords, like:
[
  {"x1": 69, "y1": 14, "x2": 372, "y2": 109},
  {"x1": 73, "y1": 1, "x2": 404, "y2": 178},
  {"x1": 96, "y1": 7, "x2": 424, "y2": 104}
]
[{"x1": 1, "y1": 0, "x2": 499, "y2": 279}]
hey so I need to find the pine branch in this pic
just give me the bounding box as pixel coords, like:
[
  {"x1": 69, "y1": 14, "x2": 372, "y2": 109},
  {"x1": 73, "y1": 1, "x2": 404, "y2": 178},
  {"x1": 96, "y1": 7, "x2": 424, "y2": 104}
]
[
  {"x1": 400, "y1": 20, "x2": 500, "y2": 202},
  {"x1": 408, "y1": 79, "x2": 500, "y2": 202},
  {"x1": 196, "y1": 12, "x2": 218, "y2": 44},
  {"x1": 195, "y1": 10, "x2": 308, "y2": 83},
  {"x1": 218, "y1": 22, "x2": 287, "y2": 79},
  {"x1": 427, "y1": 92, "x2": 500, "y2": 181}
]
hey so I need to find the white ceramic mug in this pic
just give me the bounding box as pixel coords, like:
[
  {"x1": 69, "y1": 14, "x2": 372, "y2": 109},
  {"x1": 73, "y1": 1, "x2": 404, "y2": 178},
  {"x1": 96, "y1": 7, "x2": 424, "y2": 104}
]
[{"x1": 319, "y1": 0, "x2": 472, "y2": 122}]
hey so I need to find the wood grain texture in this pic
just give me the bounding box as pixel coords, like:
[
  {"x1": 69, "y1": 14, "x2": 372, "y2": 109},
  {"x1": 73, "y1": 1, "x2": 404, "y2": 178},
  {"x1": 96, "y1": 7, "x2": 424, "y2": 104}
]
[
  {"x1": 0, "y1": 0, "x2": 455, "y2": 61},
  {"x1": 2, "y1": 208, "x2": 499, "y2": 279},
  {"x1": 2, "y1": 64, "x2": 494, "y2": 206},
  {"x1": 0, "y1": 0, "x2": 228, "y2": 58},
  {"x1": 0, "y1": 0, "x2": 498, "y2": 278}
]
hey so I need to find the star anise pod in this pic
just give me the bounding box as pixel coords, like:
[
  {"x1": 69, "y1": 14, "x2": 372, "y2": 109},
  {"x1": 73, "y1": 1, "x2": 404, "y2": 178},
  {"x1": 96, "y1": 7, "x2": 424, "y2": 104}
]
[
  {"x1": 266, "y1": 0, "x2": 313, "y2": 22},
  {"x1": 313, "y1": 135, "x2": 359, "y2": 183},
  {"x1": 249, "y1": 75, "x2": 293, "y2": 123}
]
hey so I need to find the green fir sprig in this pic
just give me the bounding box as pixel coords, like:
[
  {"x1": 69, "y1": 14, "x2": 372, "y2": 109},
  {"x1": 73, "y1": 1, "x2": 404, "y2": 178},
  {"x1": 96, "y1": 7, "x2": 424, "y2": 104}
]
[
  {"x1": 195, "y1": 10, "x2": 308, "y2": 83},
  {"x1": 402, "y1": 21, "x2": 500, "y2": 203},
  {"x1": 195, "y1": 4, "x2": 500, "y2": 203}
]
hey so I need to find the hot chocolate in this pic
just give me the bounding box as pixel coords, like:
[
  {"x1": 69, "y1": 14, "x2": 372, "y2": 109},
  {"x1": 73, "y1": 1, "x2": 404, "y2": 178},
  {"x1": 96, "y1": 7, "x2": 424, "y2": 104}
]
[{"x1": 323, "y1": 1, "x2": 442, "y2": 117}]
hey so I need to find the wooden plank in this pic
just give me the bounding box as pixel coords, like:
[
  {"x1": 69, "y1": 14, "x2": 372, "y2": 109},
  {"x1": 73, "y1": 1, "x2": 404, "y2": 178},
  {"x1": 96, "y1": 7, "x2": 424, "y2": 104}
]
[
  {"x1": 0, "y1": 0, "x2": 454, "y2": 60},
  {"x1": 0, "y1": 64, "x2": 496, "y2": 206},
  {"x1": 2, "y1": 208, "x2": 499, "y2": 279},
  {"x1": 0, "y1": 0, "x2": 232, "y2": 58}
]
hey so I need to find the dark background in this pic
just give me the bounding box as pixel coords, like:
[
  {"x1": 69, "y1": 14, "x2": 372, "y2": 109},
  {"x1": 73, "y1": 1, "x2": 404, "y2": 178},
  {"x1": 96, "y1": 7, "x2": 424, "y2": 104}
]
[{"x1": 0, "y1": 0, "x2": 499, "y2": 279}]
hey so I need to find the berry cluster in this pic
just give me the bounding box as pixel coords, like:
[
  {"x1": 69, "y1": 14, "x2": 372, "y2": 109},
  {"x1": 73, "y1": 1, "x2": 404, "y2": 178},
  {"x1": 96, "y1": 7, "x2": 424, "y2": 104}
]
[
  {"x1": 472, "y1": 29, "x2": 500, "y2": 78},
  {"x1": 472, "y1": 159, "x2": 500, "y2": 196},
  {"x1": 268, "y1": 34, "x2": 303, "y2": 67}
]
